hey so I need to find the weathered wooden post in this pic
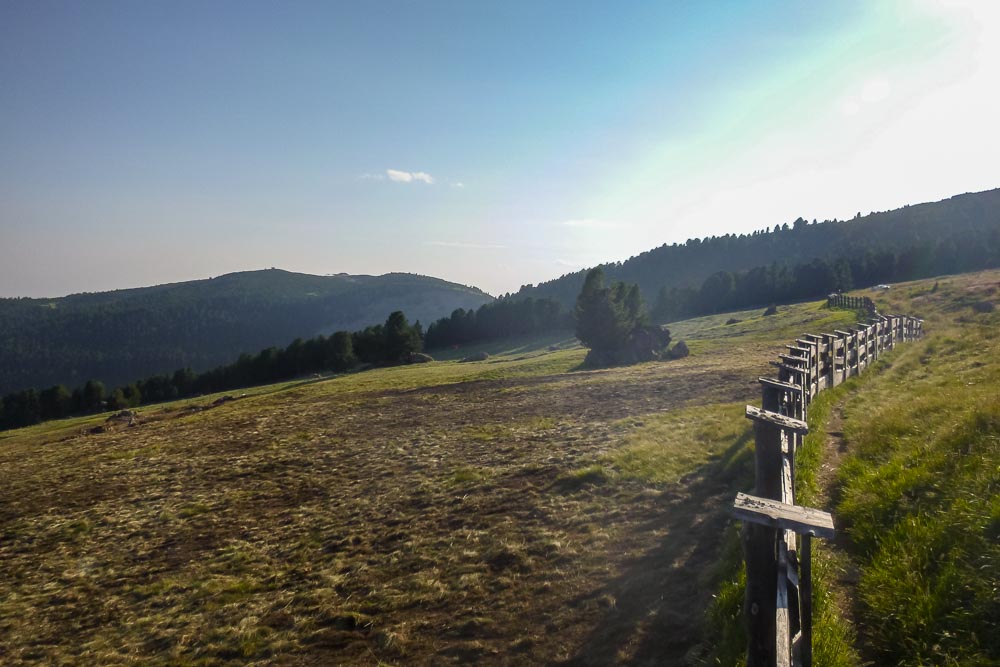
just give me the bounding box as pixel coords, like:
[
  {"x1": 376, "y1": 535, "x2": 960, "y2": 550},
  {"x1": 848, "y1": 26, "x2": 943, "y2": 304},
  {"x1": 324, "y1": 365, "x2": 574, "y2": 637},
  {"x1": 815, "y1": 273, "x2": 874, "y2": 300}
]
[
  {"x1": 742, "y1": 395, "x2": 784, "y2": 665},
  {"x1": 742, "y1": 404, "x2": 809, "y2": 666},
  {"x1": 732, "y1": 493, "x2": 835, "y2": 667},
  {"x1": 732, "y1": 296, "x2": 921, "y2": 667},
  {"x1": 835, "y1": 330, "x2": 855, "y2": 378}
]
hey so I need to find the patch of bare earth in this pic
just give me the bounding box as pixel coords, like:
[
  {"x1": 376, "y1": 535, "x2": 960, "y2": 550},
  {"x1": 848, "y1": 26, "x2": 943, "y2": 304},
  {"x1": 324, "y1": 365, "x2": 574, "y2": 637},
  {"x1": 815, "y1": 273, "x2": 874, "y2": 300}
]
[
  {"x1": 0, "y1": 345, "x2": 771, "y2": 665},
  {"x1": 815, "y1": 403, "x2": 863, "y2": 652}
]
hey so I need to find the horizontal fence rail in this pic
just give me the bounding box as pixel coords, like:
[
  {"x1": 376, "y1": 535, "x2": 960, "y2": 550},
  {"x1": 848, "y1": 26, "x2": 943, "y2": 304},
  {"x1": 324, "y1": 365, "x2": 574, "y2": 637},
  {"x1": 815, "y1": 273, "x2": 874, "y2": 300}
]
[
  {"x1": 732, "y1": 304, "x2": 922, "y2": 667},
  {"x1": 827, "y1": 292, "x2": 877, "y2": 316}
]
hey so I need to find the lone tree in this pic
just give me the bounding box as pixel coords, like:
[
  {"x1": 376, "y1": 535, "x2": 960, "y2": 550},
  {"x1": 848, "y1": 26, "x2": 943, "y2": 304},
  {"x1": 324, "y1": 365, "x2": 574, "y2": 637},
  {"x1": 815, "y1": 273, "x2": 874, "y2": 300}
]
[{"x1": 574, "y1": 268, "x2": 671, "y2": 366}]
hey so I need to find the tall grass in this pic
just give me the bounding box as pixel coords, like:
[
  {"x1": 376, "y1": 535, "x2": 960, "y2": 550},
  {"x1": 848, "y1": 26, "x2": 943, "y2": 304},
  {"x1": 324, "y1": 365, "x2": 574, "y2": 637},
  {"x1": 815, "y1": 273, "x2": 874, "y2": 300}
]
[
  {"x1": 793, "y1": 381, "x2": 863, "y2": 667},
  {"x1": 698, "y1": 380, "x2": 863, "y2": 667},
  {"x1": 835, "y1": 316, "x2": 1000, "y2": 665}
]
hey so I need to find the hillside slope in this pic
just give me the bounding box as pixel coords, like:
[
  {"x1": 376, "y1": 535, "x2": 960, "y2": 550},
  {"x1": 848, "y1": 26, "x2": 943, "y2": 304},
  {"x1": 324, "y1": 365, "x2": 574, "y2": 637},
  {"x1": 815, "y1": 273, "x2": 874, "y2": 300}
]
[
  {"x1": 828, "y1": 272, "x2": 999, "y2": 665},
  {"x1": 0, "y1": 296, "x2": 864, "y2": 665},
  {"x1": 0, "y1": 269, "x2": 492, "y2": 394},
  {"x1": 703, "y1": 269, "x2": 1000, "y2": 666},
  {"x1": 513, "y1": 188, "x2": 1000, "y2": 306}
]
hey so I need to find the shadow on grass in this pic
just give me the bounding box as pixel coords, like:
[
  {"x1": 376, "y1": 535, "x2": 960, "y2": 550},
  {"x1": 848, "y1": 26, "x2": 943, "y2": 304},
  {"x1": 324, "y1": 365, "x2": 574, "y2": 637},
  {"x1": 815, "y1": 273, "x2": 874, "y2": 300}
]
[
  {"x1": 553, "y1": 428, "x2": 754, "y2": 667},
  {"x1": 428, "y1": 332, "x2": 579, "y2": 361}
]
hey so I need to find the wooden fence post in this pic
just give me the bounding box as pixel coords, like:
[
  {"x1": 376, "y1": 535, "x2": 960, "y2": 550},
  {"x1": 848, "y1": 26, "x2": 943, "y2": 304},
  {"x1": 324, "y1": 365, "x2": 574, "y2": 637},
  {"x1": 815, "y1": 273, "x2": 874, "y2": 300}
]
[
  {"x1": 734, "y1": 296, "x2": 922, "y2": 667},
  {"x1": 743, "y1": 411, "x2": 782, "y2": 666}
]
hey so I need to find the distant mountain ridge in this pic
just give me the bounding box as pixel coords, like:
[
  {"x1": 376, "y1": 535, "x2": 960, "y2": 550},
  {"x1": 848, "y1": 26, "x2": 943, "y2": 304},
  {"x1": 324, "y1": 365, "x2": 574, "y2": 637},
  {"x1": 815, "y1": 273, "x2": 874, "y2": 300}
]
[
  {"x1": 0, "y1": 269, "x2": 492, "y2": 394},
  {"x1": 512, "y1": 188, "x2": 1000, "y2": 306}
]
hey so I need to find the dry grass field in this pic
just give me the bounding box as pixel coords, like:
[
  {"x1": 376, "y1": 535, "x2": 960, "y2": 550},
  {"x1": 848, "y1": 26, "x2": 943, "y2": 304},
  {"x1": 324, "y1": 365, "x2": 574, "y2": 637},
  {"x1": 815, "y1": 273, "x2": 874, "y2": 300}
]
[{"x1": 0, "y1": 301, "x2": 860, "y2": 665}]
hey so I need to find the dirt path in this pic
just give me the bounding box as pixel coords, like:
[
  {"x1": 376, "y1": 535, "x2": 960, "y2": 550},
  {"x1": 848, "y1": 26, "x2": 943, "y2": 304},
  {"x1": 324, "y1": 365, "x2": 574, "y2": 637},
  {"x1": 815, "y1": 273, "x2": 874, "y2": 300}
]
[{"x1": 814, "y1": 402, "x2": 864, "y2": 653}]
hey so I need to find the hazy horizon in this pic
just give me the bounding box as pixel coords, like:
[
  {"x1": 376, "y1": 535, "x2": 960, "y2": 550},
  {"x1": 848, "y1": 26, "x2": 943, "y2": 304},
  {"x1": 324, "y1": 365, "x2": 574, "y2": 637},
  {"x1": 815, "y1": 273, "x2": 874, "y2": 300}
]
[
  {"x1": 3, "y1": 1, "x2": 1000, "y2": 298},
  {"x1": 0, "y1": 184, "x2": 996, "y2": 301}
]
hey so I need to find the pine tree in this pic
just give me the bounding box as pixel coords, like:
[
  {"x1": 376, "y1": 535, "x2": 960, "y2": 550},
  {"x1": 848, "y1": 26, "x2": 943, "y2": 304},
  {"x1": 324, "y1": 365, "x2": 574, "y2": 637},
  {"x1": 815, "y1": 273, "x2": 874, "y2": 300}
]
[
  {"x1": 574, "y1": 268, "x2": 660, "y2": 365},
  {"x1": 574, "y1": 268, "x2": 628, "y2": 353},
  {"x1": 82, "y1": 379, "x2": 106, "y2": 412},
  {"x1": 384, "y1": 311, "x2": 421, "y2": 363},
  {"x1": 328, "y1": 331, "x2": 356, "y2": 371}
]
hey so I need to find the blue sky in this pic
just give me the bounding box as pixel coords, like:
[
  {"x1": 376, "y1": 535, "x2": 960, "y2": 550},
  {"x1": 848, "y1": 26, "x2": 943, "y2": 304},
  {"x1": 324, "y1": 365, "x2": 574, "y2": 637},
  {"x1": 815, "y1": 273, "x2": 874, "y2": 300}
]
[{"x1": 2, "y1": 1, "x2": 998, "y2": 297}]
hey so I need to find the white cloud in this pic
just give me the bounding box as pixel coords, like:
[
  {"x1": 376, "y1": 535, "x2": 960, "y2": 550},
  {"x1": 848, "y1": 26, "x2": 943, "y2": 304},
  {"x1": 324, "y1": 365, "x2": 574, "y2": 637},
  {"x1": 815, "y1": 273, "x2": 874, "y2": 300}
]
[
  {"x1": 387, "y1": 169, "x2": 435, "y2": 184},
  {"x1": 450, "y1": 181, "x2": 466, "y2": 188},
  {"x1": 424, "y1": 240, "x2": 505, "y2": 249}
]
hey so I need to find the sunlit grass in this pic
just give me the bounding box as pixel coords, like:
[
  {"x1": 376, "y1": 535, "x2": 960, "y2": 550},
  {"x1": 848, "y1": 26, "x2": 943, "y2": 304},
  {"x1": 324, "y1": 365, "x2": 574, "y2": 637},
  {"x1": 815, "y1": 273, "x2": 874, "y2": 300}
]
[
  {"x1": 605, "y1": 402, "x2": 751, "y2": 484},
  {"x1": 699, "y1": 270, "x2": 1000, "y2": 666},
  {"x1": 670, "y1": 300, "x2": 858, "y2": 348},
  {"x1": 427, "y1": 331, "x2": 579, "y2": 361},
  {"x1": 832, "y1": 291, "x2": 1000, "y2": 665},
  {"x1": 3, "y1": 273, "x2": 995, "y2": 664}
]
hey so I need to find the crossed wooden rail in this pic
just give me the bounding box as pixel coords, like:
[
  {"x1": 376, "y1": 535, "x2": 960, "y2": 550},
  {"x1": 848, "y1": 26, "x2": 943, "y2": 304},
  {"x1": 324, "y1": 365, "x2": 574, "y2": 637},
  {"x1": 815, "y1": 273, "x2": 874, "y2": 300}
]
[{"x1": 732, "y1": 309, "x2": 923, "y2": 667}]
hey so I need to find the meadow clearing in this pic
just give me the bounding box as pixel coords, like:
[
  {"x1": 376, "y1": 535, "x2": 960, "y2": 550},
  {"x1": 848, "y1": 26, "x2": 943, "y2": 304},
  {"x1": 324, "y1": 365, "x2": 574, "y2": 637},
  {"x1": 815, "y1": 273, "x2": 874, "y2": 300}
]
[{"x1": 0, "y1": 294, "x2": 910, "y2": 666}]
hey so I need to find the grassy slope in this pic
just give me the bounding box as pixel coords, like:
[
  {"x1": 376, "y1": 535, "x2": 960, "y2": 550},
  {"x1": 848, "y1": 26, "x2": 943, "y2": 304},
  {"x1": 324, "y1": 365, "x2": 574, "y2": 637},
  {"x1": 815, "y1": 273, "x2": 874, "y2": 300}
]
[
  {"x1": 704, "y1": 270, "x2": 1000, "y2": 667},
  {"x1": 0, "y1": 300, "x2": 862, "y2": 665},
  {"x1": 831, "y1": 272, "x2": 1000, "y2": 665}
]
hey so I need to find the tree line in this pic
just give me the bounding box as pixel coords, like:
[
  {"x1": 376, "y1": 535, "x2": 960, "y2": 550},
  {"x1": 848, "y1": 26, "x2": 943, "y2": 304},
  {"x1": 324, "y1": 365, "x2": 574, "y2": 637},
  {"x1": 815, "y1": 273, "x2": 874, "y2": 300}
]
[
  {"x1": 0, "y1": 311, "x2": 424, "y2": 431},
  {"x1": 429, "y1": 232, "x2": 999, "y2": 351},
  {"x1": 649, "y1": 237, "x2": 990, "y2": 322},
  {"x1": 423, "y1": 296, "x2": 571, "y2": 349},
  {"x1": 0, "y1": 269, "x2": 490, "y2": 396},
  {"x1": 512, "y1": 188, "x2": 1000, "y2": 308}
]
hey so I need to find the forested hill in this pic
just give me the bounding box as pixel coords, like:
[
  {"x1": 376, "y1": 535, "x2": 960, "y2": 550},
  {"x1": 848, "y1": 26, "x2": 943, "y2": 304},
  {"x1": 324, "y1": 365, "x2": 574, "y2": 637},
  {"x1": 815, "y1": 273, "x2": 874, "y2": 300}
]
[
  {"x1": 0, "y1": 269, "x2": 492, "y2": 395},
  {"x1": 512, "y1": 188, "x2": 1000, "y2": 306}
]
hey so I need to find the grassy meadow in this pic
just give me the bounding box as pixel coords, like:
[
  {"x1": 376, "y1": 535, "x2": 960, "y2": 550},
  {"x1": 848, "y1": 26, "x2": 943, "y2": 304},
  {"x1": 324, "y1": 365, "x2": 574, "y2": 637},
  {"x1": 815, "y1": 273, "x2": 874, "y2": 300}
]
[
  {"x1": 5, "y1": 273, "x2": 994, "y2": 666},
  {"x1": 705, "y1": 269, "x2": 1000, "y2": 667},
  {"x1": 0, "y1": 297, "x2": 862, "y2": 666},
  {"x1": 830, "y1": 272, "x2": 1000, "y2": 665}
]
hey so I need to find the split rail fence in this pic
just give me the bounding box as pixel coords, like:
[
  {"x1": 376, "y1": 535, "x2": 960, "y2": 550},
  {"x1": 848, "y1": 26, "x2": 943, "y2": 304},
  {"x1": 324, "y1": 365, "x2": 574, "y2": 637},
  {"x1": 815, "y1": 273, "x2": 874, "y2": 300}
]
[
  {"x1": 826, "y1": 292, "x2": 877, "y2": 315},
  {"x1": 731, "y1": 301, "x2": 923, "y2": 667}
]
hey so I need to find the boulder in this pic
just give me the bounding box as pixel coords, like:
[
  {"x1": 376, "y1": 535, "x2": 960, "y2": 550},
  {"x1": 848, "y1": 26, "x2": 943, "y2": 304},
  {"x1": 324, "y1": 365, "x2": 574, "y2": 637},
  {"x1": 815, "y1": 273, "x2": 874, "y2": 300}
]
[
  {"x1": 630, "y1": 324, "x2": 672, "y2": 361},
  {"x1": 668, "y1": 340, "x2": 690, "y2": 359},
  {"x1": 408, "y1": 352, "x2": 434, "y2": 363},
  {"x1": 971, "y1": 301, "x2": 995, "y2": 313},
  {"x1": 460, "y1": 351, "x2": 490, "y2": 363},
  {"x1": 763, "y1": 304, "x2": 778, "y2": 316},
  {"x1": 726, "y1": 318, "x2": 741, "y2": 325}
]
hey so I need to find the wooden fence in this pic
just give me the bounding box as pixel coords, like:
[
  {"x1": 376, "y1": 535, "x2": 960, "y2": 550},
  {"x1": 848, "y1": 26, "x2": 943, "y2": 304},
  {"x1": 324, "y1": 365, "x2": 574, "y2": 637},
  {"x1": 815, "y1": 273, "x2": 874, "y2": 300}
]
[
  {"x1": 826, "y1": 292, "x2": 877, "y2": 316},
  {"x1": 731, "y1": 304, "x2": 923, "y2": 667}
]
